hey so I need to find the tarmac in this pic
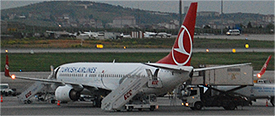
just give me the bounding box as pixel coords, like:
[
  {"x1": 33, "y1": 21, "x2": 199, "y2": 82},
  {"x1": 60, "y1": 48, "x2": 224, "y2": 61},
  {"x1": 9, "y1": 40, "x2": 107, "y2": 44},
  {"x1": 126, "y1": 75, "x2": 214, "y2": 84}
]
[
  {"x1": 0, "y1": 71, "x2": 274, "y2": 115},
  {"x1": 1, "y1": 96, "x2": 274, "y2": 115}
]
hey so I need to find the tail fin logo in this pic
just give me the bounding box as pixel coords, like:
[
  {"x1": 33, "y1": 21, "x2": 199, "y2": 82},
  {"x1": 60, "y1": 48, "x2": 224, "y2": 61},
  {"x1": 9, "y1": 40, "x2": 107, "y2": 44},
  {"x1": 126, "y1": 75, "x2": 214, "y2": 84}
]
[
  {"x1": 172, "y1": 25, "x2": 192, "y2": 66},
  {"x1": 5, "y1": 54, "x2": 10, "y2": 77},
  {"x1": 5, "y1": 64, "x2": 9, "y2": 70}
]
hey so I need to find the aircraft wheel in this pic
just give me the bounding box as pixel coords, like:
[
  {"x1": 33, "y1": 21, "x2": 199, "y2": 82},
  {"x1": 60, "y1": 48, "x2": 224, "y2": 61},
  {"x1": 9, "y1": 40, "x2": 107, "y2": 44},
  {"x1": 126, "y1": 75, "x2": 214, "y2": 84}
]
[
  {"x1": 27, "y1": 100, "x2": 32, "y2": 104},
  {"x1": 94, "y1": 97, "x2": 102, "y2": 107},
  {"x1": 80, "y1": 97, "x2": 85, "y2": 101},
  {"x1": 149, "y1": 106, "x2": 155, "y2": 111},
  {"x1": 127, "y1": 106, "x2": 133, "y2": 111},
  {"x1": 24, "y1": 100, "x2": 27, "y2": 104},
  {"x1": 51, "y1": 100, "x2": 56, "y2": 104}
]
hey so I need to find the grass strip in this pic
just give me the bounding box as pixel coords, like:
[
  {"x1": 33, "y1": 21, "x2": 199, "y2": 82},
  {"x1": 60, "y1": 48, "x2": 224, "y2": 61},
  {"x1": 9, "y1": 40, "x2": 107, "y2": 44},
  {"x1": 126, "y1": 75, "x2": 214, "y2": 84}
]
[{"x1": 1, "y1": 52, "x2": 273, "y2": 72}]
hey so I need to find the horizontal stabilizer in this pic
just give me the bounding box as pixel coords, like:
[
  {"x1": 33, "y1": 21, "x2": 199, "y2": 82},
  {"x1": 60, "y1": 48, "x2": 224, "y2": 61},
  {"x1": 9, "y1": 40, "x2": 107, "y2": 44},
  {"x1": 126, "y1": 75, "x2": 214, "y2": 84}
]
[{"x1": 145, "y1": 63, "x2": 193, "y2": 72}]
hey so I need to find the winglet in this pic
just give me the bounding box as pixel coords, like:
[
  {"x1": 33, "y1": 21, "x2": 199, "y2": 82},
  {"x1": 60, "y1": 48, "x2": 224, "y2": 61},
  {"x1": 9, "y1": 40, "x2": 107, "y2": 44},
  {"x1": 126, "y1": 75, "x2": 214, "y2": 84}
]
[
  {"x1": 257, "y1": 55, "x2": 272, "y2": 78},
  {"x1": 5, "y1": 50, "x2": 11, "y2": 77}
]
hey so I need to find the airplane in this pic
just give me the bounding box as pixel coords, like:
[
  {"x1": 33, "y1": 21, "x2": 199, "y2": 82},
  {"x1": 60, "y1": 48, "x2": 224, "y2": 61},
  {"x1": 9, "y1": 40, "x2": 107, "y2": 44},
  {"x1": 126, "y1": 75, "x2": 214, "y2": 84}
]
[
  {"x1": 4, "y1": 2, "x2": 250, "y2": 108},
  {"x1": 76, "y1": 31, "x2": 99, "y2": 39},
  {"x1": 120, "y1": 33, "x2": 131, "y2": 38},
  {"x1": 83, "y1": 31, "x2": 99, "y2": 38},
  {"x1": 45, "y1": 31, "x2": 76, "y2": 38},
  {"x1": 216, "y1": 55, "x2": 274, "y2": 106},
  {"x1": 157, "y1": 32, "x2": 172, "y2": 38},
  {"x1": 144, "y1": 32, "x2": 157, "y2": 38}
]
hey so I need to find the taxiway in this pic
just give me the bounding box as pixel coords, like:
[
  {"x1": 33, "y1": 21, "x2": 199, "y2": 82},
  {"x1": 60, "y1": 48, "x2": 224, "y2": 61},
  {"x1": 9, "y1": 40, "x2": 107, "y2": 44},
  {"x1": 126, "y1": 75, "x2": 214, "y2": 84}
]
[{"x1": 1, "y1": 96, "x2": 274, "y2": 115}]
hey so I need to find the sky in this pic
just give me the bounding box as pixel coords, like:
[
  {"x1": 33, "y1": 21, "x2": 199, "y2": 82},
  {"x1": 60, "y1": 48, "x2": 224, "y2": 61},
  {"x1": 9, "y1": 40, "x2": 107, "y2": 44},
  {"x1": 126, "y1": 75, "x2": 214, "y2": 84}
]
[{"x1": 1, "y1": 0, "x2": 274, "y2": 15}]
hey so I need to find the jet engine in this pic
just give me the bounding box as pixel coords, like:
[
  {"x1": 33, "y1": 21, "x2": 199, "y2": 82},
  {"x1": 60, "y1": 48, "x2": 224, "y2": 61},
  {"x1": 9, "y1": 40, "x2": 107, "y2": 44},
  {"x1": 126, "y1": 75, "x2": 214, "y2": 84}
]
[{"x1": 55, "y1": 85, "x2": 80, "y2": 102}]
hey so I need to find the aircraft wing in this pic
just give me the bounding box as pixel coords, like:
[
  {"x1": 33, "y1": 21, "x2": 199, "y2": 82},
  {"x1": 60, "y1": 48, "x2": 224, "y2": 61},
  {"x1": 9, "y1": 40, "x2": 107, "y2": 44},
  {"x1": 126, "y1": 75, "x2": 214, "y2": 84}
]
[
  {"x1": 193, "y1": 63, "x2": 251, "y2": 72},
  {"x1": 145, "y1": 63, "x2": 251, "y2": 73},
  {"x1": 7, "y1": 74, "x2": 109, "y2": 91},
  {"x1": 4, "y1": 53, "x2": 109, "y2": 91}
]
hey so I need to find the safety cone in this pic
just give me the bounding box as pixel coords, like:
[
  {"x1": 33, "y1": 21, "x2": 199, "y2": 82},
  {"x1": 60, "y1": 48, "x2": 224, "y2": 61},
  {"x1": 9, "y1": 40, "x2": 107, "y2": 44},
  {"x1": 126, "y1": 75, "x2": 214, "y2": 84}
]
[
  {"x1": 57, "y1": 100, "x2": 60, "y2": 106},
  {"x1": 266, "y1": 100, "x2": 268, "y2": 107},
  {"x1": 1, "y1": 95, "x2": 3, "y2": 102}
]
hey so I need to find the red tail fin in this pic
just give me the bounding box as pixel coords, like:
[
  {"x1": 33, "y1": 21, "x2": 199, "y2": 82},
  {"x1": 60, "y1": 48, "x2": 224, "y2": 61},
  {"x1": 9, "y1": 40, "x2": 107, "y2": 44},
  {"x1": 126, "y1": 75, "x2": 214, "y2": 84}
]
[
  {"x1": 5, "y1": 52, "x2": 10, "y2": 77},
  {"x1": 157, "y1": 2, "x2": 197, "y2": 66},
  {"x1": 257, "y1": 55, "x2": 272, "y2": 78}
]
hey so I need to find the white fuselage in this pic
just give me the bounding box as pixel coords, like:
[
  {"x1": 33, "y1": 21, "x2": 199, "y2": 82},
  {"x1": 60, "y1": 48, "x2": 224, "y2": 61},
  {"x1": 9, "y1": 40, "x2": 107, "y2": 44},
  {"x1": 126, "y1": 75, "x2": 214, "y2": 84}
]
[{"x1": 55, "y1": 62, "x2": 192, "y2": 95}]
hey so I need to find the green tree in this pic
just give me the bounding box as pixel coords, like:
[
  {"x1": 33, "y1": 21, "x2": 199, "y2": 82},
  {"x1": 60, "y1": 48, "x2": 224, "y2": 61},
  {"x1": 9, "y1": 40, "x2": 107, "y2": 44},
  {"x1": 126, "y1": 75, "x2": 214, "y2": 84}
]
[
  {"x1": 89, "y1": 14, "x2": 93, "y2": 19},
  {"x1": 247, "y1": 22, "x2": 253, "y2": 28},
  {"x1": 266, "y1": 23, "x2": 274, "y2": 29}
]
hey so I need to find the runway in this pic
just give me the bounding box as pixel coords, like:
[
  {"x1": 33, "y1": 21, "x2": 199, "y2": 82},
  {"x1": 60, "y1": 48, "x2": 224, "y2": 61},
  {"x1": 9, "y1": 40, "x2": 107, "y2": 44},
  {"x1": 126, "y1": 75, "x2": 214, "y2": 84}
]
[
  {"x1": 1, "y1": 96, "x2": 274, "y2": 115},
  {"x1": 195, "y1": 34, "x2": 274, "y2": 41},
  {"x1": 1, "y1": 34, "x2": 274, "y2": 53}
]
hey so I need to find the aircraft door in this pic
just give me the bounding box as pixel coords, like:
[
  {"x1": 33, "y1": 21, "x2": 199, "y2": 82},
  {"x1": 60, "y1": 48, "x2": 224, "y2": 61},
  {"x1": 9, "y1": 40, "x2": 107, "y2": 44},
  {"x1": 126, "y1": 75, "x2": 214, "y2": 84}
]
[{"x1": 146, "y1": 69, "x2": 163, "y2": 88}]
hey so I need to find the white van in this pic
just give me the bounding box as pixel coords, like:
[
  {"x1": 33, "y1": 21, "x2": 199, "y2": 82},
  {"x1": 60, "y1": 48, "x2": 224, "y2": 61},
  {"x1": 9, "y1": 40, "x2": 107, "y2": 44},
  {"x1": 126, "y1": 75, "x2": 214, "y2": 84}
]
[
  {"x1": 0, "y1": 83, "x2": 15, "y2": 96},
  {"x1": 226, "y1": 29, "x2": 240, "y2": 35}
]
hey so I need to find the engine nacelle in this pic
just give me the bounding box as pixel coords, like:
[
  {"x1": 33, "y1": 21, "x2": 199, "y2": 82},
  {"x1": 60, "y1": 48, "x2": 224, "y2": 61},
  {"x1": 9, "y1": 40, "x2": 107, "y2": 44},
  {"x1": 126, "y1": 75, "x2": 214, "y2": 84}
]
[{"x1": 55, "y1": 85, "x2": 80, "y2": 102}]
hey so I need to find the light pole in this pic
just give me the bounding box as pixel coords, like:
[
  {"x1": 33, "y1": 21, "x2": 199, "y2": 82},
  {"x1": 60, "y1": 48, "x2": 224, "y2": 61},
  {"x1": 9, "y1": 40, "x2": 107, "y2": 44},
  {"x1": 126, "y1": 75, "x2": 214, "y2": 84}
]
[
  {"x1": 221, "y1": 0, "x2": 223, "y2": 35},
  {"x1": 179, "y1": 0, "x2": 182, "y2": 27}
]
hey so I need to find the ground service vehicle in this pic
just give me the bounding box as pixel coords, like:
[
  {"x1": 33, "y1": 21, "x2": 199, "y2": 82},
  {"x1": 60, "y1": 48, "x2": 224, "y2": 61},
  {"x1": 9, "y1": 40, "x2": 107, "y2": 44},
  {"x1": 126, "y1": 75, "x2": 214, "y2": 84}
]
[
  {"x1": 182, "y1": 86, "x2": 250, "y2": 110},
  {"x1": 0, "y1": 83, "x2": 16, "y2": 96},
  {"x1": 212, "y1": 55, "x2": 274, "y2": 106},
  {"x1": 226, "y1": 29, "x2": 240, "y2": 35},
  {"x1": 125, "y1": 94, "x2": 158, "y2": 111},
  {"x1": 180, "y1": 65, "x2": 253, "y2": 110}
]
